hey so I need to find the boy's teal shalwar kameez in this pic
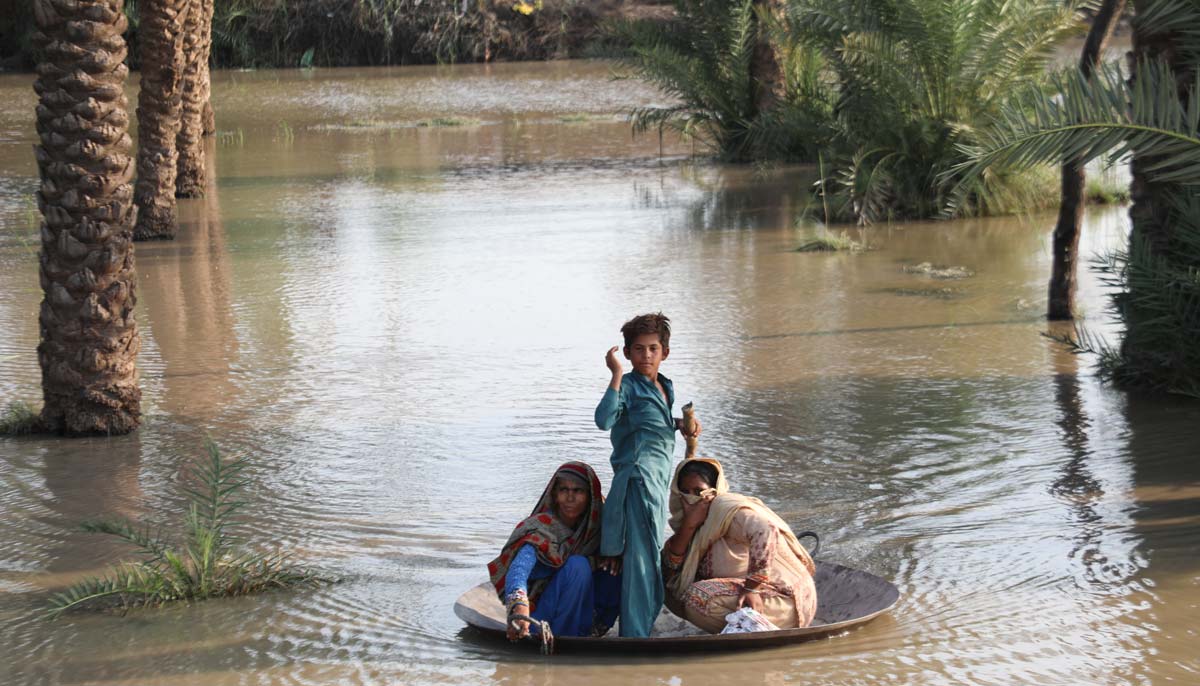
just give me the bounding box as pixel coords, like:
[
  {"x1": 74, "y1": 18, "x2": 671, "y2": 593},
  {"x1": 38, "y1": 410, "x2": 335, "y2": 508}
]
[{"x1": 595, "y1": 371, "x2": 676, "y2": 638}]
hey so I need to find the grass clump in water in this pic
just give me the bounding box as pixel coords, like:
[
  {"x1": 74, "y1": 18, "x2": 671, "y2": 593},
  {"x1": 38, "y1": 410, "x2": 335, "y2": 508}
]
[
  {"x1": 47, "y1": 440, "x2": 321, "y2": 618},
  {"x1": 556, "y1": 112, "x2": 613, "y2": 123},
  {"x1": 415, "y1": 117, "x2": 481, "y2": 128},
  {"x1": 902, "y1": 262, "x2": 976, "y2": 279},
  {"x1": 1085, "y1": 173, "x2": 1132, "y2": 205},
  {"x1": 878, "y1": 286, "x2": 965, "y2": 300},
  {"x1": 795, "y1": 232, "x2": 863, "y2": 253},
  {"x1": 1, "y1": 400, "x2": 40, "y2": 436}
]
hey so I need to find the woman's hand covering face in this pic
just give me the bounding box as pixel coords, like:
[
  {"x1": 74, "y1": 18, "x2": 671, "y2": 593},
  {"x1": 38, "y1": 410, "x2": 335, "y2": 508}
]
[
  {"x1": 681, "y1": 491, "x2": 714, "y2": 529},
  {"x1": 681, "y1": 488, "x2": 717, "y2": 506}
]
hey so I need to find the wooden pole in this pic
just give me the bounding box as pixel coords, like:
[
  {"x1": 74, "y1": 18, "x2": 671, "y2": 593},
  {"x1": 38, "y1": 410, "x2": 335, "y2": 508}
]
[{"x1": 681, "y1": 402, "x2": 698, "y2": 459}]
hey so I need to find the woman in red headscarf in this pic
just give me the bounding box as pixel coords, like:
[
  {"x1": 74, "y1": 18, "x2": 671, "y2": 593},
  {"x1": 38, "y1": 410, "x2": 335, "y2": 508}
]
[{"x1": 488, "y1": 462, "x2": 621, "y2": 640}]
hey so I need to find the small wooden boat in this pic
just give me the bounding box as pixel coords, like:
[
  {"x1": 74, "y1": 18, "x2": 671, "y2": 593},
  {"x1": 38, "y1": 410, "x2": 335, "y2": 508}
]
[{"x1": 454, "y1": 560, "x2": 899, "y2": 653}]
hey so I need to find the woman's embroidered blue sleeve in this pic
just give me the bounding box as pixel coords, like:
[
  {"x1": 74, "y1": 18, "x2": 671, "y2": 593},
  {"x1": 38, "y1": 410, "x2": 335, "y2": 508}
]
[{"x1": 503, "y1": 544, "x2": 537, "y2": 598}]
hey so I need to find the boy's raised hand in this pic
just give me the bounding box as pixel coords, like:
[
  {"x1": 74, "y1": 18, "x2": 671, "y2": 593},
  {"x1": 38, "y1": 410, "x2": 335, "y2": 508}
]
[{"x1": 605, "y1": 346, "x2": 623, "y2": 377}]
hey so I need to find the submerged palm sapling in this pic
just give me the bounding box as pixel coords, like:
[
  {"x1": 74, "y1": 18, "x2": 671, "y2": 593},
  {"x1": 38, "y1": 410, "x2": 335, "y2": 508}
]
[{"x1": 47, "y1": 441, "x2": 320, "y2": 617}]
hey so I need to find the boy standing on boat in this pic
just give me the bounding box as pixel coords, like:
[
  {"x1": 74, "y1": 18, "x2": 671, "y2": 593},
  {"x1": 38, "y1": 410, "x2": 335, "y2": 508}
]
[{"x1": 594, "y1": 313, "x2": 700, "y2": 637}]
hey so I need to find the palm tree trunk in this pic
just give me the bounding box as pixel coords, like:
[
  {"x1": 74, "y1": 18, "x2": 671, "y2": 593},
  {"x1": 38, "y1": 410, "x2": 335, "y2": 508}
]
[
  {"x1": 198, "y1": 0, "x2": 215, "y2": 139},
  {"x1": 1047, "y1": 0, "x2": 1127, "y2": 321},
  {"x1": 1124, "y1": 0, "x2": 1196, "y2": 374},
  {"x1": 31, "y1": 0, "x2": 141, "y2": 435},
  {"x1": 133, "y1": 0, "x2": 190, "y2": 240},
  {"x1": 176, "y1": 0, "x2": 213, "y2": 196},
  {"x1": 750, "y1": 0, "x2": 786, "y2": 116},
  {"x1": 1129, "y1": 0, "x2": 1193, "y2": 252}
]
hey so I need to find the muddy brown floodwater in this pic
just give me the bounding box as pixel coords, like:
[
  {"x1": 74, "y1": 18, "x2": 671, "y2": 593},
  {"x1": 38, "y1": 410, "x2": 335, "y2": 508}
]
[{"x1": 1, "y1": 60, "x2": 1198, "y2": 686}]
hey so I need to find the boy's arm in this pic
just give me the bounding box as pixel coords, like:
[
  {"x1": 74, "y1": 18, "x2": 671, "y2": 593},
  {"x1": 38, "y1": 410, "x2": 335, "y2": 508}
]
[
  {"x1": 595, "y1": 347, "x2": 624, "y2": 430},
  {"x1": 595, "y1": 385, "x2": 623, "y2": 430}
]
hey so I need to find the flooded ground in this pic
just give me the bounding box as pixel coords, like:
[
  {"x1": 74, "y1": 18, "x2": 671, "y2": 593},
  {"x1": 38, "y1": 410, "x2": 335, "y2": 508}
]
[{"x1": 1, "y1": 61, "x2": 1198, "y2": 686}]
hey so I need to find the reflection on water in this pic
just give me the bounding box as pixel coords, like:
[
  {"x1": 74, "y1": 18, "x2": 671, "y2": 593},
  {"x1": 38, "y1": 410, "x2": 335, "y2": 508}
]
[{"x1": 1, "y1": 61, "x2": 1199, "y2": 686}]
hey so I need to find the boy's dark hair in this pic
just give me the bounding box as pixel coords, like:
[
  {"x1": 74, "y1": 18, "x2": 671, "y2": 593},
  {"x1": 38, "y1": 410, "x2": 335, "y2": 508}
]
[{"x1": 620, "y1": 312, "x2": 671, "y2": 349}]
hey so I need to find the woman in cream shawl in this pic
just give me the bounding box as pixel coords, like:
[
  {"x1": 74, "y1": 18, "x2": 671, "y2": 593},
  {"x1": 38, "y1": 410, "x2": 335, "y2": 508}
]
[{"x1": 662, "y1": 458, "x2": 817, "y2": 633}]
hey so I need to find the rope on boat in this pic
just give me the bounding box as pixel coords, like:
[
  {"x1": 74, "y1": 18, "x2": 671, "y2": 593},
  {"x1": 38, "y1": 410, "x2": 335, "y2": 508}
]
[{"x1": 508, "y1": 613, "x2": 555, "y2": 654}]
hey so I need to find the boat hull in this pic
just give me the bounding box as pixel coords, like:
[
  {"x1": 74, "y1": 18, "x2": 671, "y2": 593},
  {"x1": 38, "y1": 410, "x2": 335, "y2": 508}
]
[{"x1": 454, "y1": 560, "x2": 899, "y2": 653}]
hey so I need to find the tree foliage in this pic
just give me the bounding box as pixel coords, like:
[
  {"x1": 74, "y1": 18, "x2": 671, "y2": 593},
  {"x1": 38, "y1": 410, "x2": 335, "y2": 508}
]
[
  {"x1": 957, "y1": 62, "x2": 1200, "y2": 190},
  {"x1": 615, "y1": 0, "x2": 835, "y2": 162},
  {"x1": 959, "y1": 2, "x2": 1200, "y2": 396},
  {"x1": 618, "y1": 0, "x2": 1089, "y2": 221}
]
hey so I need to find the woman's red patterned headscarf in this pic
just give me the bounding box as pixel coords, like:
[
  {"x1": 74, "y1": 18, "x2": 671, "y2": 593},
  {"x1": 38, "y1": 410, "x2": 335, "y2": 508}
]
[{"x1": 487, "y1": 461, "x2": 604, "y2": 605}]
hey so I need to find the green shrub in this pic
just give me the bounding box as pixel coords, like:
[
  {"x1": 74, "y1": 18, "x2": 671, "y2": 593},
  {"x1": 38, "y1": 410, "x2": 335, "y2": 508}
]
[
  {"x1": 0, "y1": 400, "x2": 39, "y2": 436},
  {"x1": 1085, "y1": 171, "x2": 1132, "y2": 204}
]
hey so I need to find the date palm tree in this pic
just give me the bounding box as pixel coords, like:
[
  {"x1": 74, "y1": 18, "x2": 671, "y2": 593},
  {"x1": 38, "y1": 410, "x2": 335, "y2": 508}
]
[
  {"x1": 619, "y1": 0, "x2": 1086, "y2": 219},
  {"x1": 791, "y1": 0, "x2": 1087, "y2": 222},
  {"x1": 31, "y1": 0, "x2": 141, "y2": 434},
  {"x1": 957, "y1": 0, "x2": 1200, "y2": 396},
  {"x1": 176, "y1": 0, "x2": 214, "y2": 197},
  {"x1": 133, "y1": 0, "x2": 190, "y2": 240},
  {"x1": 751, "y1": 0, "x2": 787, "y2": 114},
  {"x1": 617, "y1": 0, "x2": 835, "y2": 162}
]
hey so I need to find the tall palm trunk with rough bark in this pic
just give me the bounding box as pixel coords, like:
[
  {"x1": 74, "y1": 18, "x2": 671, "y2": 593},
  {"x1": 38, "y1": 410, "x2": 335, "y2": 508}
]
[
  {"x1": 750, "y1": 0, "x2": 785, "y2": 115},
  {"x1": 133, "y1": 0, "x2": 189, "y2": 240},
  {"x1": 31, "y1": 0, "x2": 141, "y2": 435},
  {"x1": 176, "y1": 0, "x2": 213, "y2": 196},
  {"x1": 199, "y1": 0, "x2": 215, "y2": 138},
  {"x1": 1047, "y1": 0, "x2": 1127, "y2": 321},
  {"x1": 1123, "y1": 0, "x2": 1197, "y2": 375}
]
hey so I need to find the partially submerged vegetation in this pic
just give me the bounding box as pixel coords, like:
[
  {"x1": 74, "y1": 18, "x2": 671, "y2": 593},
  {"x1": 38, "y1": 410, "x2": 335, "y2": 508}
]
[
  {"x1": 1085, "y1": 172, "x2": 1132, "y2": 205},
  {"x1": 557, "y1": 112, "x2": 620, "y2": 123},
  {"x1": 617, "y1": 0, "x2": 1085, "y2": 224},
  {"x1": 47, "y1": 441, "x2": 320, "y2": 618},
  {"x1": 415, "y1": 116, "x2": 482, "y2": 127},
  {"x1": 902, "y1": 263, "x2": 976, "y2": 280},
  {"x1": 959, "y1": 19, "x2": 1200, "y2": 395},
  {"x1": 879, "y1": 286, "x2": 966, "y2": 300},
  {"x1": 0, "y1": 400, "x2": 40, "y2": 436},
  {"x1": 795, "y1": 232, "x2": 864, "y2": 253},
  {"x1": 311, "y1": 117, "x2": 484, "y2": 132}
]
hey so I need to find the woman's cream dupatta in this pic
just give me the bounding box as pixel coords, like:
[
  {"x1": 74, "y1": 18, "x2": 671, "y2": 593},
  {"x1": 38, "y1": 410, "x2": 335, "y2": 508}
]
[{"x1": 666, "y1": 458, "x2": 816, "y2": 604}]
